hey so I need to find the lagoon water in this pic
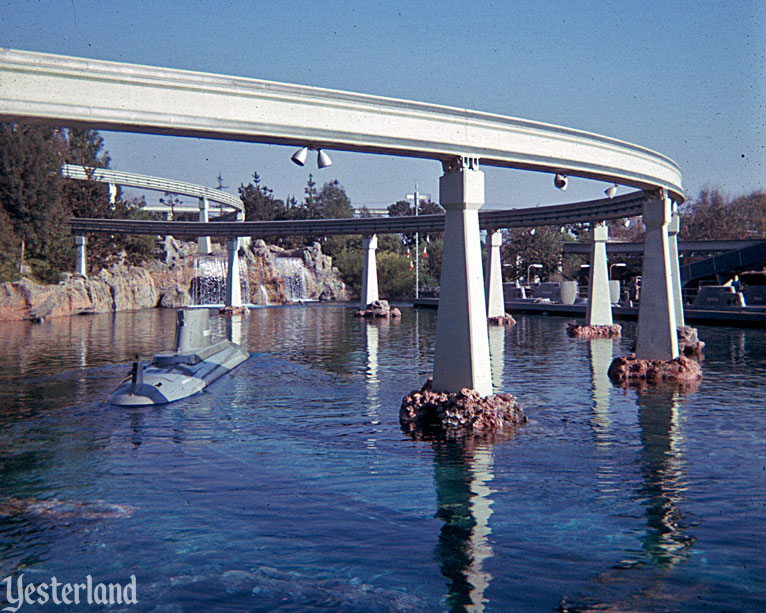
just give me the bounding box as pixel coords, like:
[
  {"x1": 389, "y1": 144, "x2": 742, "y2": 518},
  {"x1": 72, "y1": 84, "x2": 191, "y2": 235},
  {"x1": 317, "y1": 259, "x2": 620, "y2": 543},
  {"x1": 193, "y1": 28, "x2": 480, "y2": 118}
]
[{"x1": 0, "y1": 305, "x2": 764, "y2": 611}]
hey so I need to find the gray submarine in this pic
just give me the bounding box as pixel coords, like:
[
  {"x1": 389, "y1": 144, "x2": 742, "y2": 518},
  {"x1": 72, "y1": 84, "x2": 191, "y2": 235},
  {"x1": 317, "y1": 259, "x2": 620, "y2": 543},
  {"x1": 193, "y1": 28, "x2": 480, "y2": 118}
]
[{"x1": 108, "y1": 309, "x2": 249, "y2": 406}]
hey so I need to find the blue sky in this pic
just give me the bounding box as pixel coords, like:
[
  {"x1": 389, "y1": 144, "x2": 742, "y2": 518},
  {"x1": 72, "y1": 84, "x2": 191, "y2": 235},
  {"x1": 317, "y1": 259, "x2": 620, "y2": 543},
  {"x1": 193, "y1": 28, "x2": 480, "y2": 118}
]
[{"x1": 1, "y1": 0, "x2": 763, "y2": 210}]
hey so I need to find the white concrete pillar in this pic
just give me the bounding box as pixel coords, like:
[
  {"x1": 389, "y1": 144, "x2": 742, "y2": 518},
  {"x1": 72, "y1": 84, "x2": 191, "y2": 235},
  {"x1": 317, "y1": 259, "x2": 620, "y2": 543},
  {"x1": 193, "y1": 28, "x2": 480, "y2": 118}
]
[
  {"x1": 636, "y1": 196, "x2": 679, "y2": 360},
  {"x1": 225, "y1": 238, "x2": 242, "y2": 308},
  {"x1": 432, "y1": 159, "x2": 492, "y2": 396},
  {"x1": 484, "y1": 230, "x2": 505, "y2": 318},
  {"x1": 667, "y1": 208, "x2": 685, "y2": 327},
  {"x1": 586, "y1": 222, "x2": 613, "y2": 326},
  {"x1": 74, "y1": 235, "x2": 87, "y2": 277},
  {"x1": 198, "y1": 197, "x2": 211, "y2": 255},
  {"x1": 237, "y1": 210, "x2": 251, "y2": 249},
  {"x1": 360, "y1": 234, "x2": 379, "y2": 308}
]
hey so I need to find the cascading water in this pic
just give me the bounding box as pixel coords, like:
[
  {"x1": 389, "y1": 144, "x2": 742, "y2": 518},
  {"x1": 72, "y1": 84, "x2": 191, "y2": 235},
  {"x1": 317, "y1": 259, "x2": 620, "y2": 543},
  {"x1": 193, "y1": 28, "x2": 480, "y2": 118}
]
[
  {"x1": 191, "y1": 255, "x2": 250, "y2": 306},
  {"x1": 274, "y1": 257, "x2": 310, "y2": 302}
]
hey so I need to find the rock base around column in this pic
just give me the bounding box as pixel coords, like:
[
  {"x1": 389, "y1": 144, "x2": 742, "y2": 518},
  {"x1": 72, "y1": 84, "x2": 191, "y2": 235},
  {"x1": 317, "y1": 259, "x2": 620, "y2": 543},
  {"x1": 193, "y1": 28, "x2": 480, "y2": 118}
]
[
  {"x1": 400, "y1": 378, "x2": 525, "y2": 439},
  {"x1": 354, "y1": 299, "x2": 402, "y2": 319},
  {"x1": 607, "y1": 354, "x2": 702, "y2": 389},
  {"x1": 488, "y1": 313, "x2": 516, "y2": 326},
  {"x1": 218, "y1": 306, "x2": 248, "y2": 316},
  {"x1": 567, "y1": 323, "x2": 622, "y2": 338}
]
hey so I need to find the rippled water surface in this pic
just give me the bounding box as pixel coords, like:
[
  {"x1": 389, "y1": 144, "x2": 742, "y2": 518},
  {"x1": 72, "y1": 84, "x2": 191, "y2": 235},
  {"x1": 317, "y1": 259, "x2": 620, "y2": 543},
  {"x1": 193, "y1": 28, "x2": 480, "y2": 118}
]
[{"x1": 0, "y1": 305, "x2": 764, "y2": 611}]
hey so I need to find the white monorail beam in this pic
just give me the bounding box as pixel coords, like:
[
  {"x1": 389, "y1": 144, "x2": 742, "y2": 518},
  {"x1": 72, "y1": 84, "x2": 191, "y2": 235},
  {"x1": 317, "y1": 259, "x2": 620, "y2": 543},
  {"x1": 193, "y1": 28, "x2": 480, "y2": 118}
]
[
  {"x1": 61, "y1": 164, "x2": 242, "y2": 212},
  {"x1": 1, "y1": 49, "x2": 683, "y2": 201}
]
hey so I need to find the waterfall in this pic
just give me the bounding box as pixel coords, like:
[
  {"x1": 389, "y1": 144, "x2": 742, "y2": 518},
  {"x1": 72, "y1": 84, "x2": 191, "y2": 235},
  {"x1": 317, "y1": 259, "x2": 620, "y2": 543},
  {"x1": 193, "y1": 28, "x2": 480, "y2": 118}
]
[
  {"x1": 274, "y1": 257, "x2": 310, "y2": 302},
  {"x1": 191, "y1": 255, "x2": 250, "y2": 306},
  {"x1": 259, "y1": 284, "x2": 270, "y2": 305}
]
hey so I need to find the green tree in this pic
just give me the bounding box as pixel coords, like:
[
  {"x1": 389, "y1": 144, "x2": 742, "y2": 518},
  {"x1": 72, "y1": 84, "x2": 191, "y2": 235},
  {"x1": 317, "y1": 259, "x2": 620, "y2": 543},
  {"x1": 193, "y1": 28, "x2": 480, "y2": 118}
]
[
  {"x1": 500, "y1": 226, "x2": 575, "y2": 283},
  {"x1": 238, "y1": 172, "x2": 287, "y2": 221},
  {"x1": 0, "y1": 123, "x2": 70, "y2": 282}
]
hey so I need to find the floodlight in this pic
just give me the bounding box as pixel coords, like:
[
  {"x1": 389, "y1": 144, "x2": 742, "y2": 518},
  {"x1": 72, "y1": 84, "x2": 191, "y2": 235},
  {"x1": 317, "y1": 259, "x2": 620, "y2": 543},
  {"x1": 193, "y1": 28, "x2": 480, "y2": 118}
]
[
  {"x1": 317, "y1": 149, "x2": 333, "y2": 168},
  {"x1": 291, "y1": 147, "x2": 309, "y2": 166}
]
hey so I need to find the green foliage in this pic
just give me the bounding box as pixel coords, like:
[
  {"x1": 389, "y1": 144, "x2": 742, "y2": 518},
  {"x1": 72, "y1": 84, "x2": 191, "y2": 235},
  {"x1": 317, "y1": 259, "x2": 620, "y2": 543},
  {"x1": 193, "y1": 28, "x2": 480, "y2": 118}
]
[
  {"x1": 0, "y1": 124, "x2": 71, "y2": 282},
  {"x1": 333, "y1": 248, "x2": 364, "y2": 295},
  {"x1": 0, "y1": 123, "x2": 162, "y2": 282},
  {"x1": 0, "y1": 206, "x2": 20, "y2": 282},
  {"x1": 500, "y1": 226, "x2": 576, "y2": 282},
  {"x1": 377, "y1": 251, "x2": 415, "y2": 299},
  {"x1": 238, "y1": 172, "x2": 288, "y2": 221},
  {"x1": 333, "y1": 247, "x2": 416, "y2": 300}
]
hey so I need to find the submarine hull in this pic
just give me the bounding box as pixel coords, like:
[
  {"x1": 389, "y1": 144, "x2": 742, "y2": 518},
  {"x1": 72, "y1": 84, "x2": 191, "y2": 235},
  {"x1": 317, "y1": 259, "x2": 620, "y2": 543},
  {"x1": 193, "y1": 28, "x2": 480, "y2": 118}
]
[{"x1": 108, "y1": 341, "x2": 248, "y2": 406}]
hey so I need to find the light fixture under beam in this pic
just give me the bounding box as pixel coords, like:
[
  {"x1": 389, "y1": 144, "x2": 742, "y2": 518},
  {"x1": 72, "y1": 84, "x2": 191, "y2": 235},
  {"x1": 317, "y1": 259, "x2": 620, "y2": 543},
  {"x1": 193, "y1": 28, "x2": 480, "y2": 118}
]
[
  {"x1": 317, "y1": 149, "x2": 333, "y2": 168},
  {"x1": 291, "y1": 146, "x2": 309, "y2": 166}
]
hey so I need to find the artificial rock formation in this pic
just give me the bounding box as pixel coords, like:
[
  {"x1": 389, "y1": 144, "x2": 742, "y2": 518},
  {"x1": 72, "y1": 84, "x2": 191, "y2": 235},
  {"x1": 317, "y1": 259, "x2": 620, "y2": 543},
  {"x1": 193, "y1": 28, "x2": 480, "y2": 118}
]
[
  {"x1": 488, "y1": 313, "x2": 516, "y2": 326},
  {"x1": 400, "y1": 378, "x2": 525, "y2": 438},
  {"x1": 354, "y1": 299, "x2": 402, "y2": 319},
  {"x1": 677, "y1": 325, "x2": 705, "y2": 358},
  {"x1": 0, "y1": 268, "x2": 159, "y2": 322},
  {"x1": 567, "y1": 323, "x2": 622, "y2": 338},
  {"x1": 0, "y1": 239, "x2": 351, "y2": 320},
  {"x1": 607, "y1": 354, "x2": 702, "y2": 388}
]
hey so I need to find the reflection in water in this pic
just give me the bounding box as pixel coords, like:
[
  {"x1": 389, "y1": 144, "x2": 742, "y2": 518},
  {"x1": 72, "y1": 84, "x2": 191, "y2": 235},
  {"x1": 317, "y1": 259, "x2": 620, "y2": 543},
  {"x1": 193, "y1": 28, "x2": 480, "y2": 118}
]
[
  {"x1": 224, "y1": 314, "x2": 243, "y2": 346},
  {"x1": 636, "y1": 389, "x2": 695, "y2": 566},
  {"x1": 588, "y1": 338, "x2": 614, "y2": 446},
  {"x1": 363, "y1": 320, "x2": 383, "y2": 460},
  {"x1": 432, "y1": 440, "x2": 495, "y2": 612},
  {"x1": 487, "y1": 325, "x2": 505, "y2": 392}
]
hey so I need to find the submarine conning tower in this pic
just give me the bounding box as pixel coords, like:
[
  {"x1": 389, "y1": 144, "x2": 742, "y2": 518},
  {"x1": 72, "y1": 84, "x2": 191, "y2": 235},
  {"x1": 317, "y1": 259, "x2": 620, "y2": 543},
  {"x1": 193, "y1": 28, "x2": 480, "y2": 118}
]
[{"x1": 174, "y1": 309, "x2": 212, "y2": 353}]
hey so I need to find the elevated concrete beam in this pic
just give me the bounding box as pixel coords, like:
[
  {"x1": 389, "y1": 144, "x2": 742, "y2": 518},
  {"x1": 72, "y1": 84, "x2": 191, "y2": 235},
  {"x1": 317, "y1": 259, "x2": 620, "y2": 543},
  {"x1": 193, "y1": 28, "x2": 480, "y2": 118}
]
[
  {"x1": 360, "y1": 234, "x2": 379, "y2": 308},
  {"x1": 1, "y1": 49, "x2": 683, "y2": 200},
  {"x1": 636, "y1": 197, "x2": 678, "y2": 360},
  {"x1": 586, "y1": 222, "x2": 613, "y2": 326},
  {"x1": 432, "y1": 160, "x2": 492, "y2": 396}
]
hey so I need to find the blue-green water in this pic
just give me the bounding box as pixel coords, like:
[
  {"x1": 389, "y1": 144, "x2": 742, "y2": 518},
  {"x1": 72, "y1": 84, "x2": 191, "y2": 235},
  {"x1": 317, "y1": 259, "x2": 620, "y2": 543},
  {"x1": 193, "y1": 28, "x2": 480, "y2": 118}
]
[{"x1": 0, "y1": 305, "x2": 764, "y2": 611}]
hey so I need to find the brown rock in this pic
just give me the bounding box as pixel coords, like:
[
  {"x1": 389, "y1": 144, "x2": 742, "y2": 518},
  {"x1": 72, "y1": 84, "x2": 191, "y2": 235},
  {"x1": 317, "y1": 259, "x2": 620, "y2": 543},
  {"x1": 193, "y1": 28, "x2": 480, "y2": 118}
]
[
  {"x1": 354, "y1": 299, "x2": 400, "y2": 318},
  {"x1": 567, "y1": 323, "x2": 622, "y2": 338},
  {"x1": 607, "y1": 354, "x2": 702, "y2": 390},
  {"x1": 400, "y1": 378, "x2": 525, "y2": 439},
  {"x1": 677, "y1": 325, "x2": 705, "y2": 359},
  {"x1": 488, "y1": 313, "x2": 516, "y2": 326}
]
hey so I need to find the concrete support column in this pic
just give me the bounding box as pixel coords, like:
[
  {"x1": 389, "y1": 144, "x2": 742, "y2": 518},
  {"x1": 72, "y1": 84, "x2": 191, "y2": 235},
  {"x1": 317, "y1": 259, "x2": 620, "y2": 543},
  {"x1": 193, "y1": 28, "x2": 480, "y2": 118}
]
[
  {"x1": 74, "y1": 235, "x2": 87, "y2": 277},
  {"x1": 586, "y1": 222, "x2": 613, "y2": 325},
  {"x1": 225, "y1": 238, "x2": 242, "y2": 308},
  {"x1": 667, "y1": 207, "x2": 685, "y2": 327},
  {"x1": 197, "y1": 197, "x2": 211, "y2": 254},
  {"x1": 484, "y1": 230, "x2": 505, "y2": 318},
  {"x1": 432, "y1": 159, "x2": 492, "y2": 396},
  {"x1": 237, "y1": 210, "x2": 251, "y2": 249},
  {"x1": 636, "y1": 196, "x2": 679, "y2": 360},
  {"x1": 360, "y1": 234, "x2": 379, "y2": 308}
]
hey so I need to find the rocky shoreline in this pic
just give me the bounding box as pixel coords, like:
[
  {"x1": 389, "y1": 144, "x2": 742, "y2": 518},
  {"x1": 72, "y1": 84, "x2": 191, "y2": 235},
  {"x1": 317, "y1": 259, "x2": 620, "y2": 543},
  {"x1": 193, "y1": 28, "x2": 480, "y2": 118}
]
[{"x1": 0, "y1": 239, "x2": 350, "y2": 321}]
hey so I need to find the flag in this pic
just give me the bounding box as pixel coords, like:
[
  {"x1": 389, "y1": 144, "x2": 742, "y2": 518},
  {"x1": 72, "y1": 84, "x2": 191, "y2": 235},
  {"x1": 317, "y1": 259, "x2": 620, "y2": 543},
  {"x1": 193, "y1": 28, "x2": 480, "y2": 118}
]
[
  {"x1": 406, "y1": 247, "x2": 411, "y2": 258},
  {"x1": 409, "y1": 260, "x2": 414, "y2": 270},
  {"x1": 423, "y1": 246, "x2": 428, "y2": 258}
]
